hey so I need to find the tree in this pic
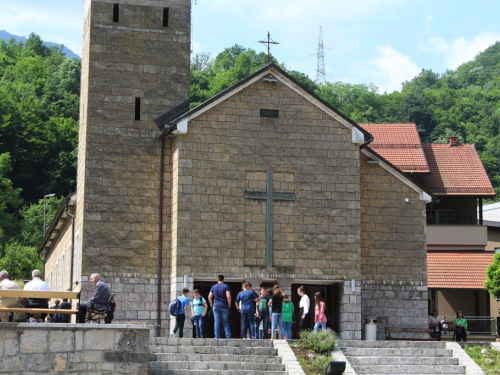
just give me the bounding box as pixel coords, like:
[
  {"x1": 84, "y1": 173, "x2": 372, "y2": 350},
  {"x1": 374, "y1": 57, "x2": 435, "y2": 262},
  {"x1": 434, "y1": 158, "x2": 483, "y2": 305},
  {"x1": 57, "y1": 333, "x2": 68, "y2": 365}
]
[
  {"x1": 0, "y1": 153, "x2": 23, "y2": 253},
  {"x1": 20, "y1": 196, "x2": 62, "y2": 247},
  {"x1": 485, "y1": 253, "x2": 500, "y2": 299},
  {"x1": 0, "y1": 242, "x2": 42, "y2": 280}
]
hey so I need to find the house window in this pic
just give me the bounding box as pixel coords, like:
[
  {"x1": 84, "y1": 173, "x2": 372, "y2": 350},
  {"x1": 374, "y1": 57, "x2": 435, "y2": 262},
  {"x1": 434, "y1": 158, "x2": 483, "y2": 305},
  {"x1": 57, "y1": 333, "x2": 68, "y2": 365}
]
[
  {"x1": 113, "y1": 4, "x2": 119, "y2": 22},
  {"x1": 260, "y1": 109, "x2": 279, "y2": 118},
  {"x1": 135, "y1": 97, "x2": 141, "y2": 120},
  {"x1": 55, "y1": 261, "x2": 59, "y2": 291},
  {"x1": 163, "y1": 8, "x2": 169, "y2": 27}
]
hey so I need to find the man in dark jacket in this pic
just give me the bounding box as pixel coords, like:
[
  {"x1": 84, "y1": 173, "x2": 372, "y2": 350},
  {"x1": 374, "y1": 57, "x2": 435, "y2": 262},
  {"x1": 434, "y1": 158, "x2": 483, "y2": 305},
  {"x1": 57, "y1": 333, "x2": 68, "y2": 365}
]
[{"x1": 77, "y1": 273, "x2": 110, "y2": 323}]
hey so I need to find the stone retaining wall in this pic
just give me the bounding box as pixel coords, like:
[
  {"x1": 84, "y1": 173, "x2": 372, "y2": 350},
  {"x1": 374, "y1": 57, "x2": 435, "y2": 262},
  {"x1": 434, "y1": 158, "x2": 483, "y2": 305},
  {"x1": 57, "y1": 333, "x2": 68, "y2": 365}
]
[{"x1": 0, "y1": 323, "x2": 151, "y2": 374}]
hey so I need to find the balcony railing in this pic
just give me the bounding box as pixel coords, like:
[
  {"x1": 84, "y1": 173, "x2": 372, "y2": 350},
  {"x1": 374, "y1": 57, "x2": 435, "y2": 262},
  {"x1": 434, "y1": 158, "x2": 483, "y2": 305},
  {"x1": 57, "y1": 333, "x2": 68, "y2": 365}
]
[{"x1": 441, "y1": 316, "x2": 496, "y2": 335}]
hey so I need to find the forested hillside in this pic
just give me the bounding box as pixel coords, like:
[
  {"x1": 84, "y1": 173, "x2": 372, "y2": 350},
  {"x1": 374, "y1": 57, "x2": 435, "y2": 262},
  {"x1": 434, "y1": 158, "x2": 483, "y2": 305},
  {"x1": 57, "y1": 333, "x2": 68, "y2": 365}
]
[
  {"x1": 1, "y1": 34, "x2": 499, "y2": 277},
  {"x1": 0, "y1": 34, "x2": 79, "y2": 276}
]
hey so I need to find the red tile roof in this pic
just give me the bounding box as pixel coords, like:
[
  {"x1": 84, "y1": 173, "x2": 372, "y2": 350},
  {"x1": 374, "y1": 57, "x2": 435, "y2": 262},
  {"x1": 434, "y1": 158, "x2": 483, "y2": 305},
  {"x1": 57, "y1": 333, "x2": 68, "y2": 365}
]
[
  {"x1": 415, "y1": 144, "x2": 495, "y2": 196},
  {"x1": 428, "y1": 252, "x2": 494, "y2": 289},
  {"x1": 359, "y1": 123, "x2": 430, "y2": 173}
]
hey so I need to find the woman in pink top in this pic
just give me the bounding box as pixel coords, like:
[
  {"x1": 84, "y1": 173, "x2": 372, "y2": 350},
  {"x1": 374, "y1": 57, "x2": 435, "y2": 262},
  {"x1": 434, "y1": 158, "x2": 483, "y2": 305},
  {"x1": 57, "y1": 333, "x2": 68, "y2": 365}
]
[{"x1": 313, "y1": 292, "x2": 327, "y2": 333}]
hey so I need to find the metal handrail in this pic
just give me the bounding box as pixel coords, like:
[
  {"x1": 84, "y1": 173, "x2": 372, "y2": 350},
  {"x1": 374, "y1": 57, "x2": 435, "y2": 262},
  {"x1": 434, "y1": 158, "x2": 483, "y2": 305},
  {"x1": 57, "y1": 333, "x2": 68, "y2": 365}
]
[{"x1": 441, "y1": 316, "x2": 496, "y2": 335}]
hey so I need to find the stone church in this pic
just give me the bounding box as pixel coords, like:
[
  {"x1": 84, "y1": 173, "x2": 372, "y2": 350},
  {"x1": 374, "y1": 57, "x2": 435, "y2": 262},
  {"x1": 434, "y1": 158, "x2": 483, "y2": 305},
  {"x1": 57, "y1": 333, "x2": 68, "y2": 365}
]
[{"x1": 40, "y1": 0, "x2": 432, "y2": 339}]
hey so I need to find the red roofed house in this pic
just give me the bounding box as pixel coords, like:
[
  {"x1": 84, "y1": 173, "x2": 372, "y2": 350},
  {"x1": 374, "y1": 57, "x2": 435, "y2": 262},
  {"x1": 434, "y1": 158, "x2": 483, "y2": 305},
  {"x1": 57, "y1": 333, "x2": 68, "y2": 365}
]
[{"x1": 360, "y1": 124, "x2": 497, "y2": 339}]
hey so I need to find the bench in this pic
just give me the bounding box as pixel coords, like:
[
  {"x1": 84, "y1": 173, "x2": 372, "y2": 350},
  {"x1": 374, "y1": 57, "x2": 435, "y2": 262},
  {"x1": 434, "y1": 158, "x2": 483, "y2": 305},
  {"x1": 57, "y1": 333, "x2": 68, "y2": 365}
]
[
  {"x1": 0, "y1": 290, "x2": 80, "y2": 317},
  {"x1": 385, "y1": 327, "x2": 437, "y2": 341}
]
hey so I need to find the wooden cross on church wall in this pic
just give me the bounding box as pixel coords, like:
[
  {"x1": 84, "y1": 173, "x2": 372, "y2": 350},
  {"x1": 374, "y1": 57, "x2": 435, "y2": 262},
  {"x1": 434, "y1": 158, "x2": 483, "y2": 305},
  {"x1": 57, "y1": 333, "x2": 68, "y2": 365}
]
[{"x1": 245, "y1": 171, "x2": 295, "y2": 267}]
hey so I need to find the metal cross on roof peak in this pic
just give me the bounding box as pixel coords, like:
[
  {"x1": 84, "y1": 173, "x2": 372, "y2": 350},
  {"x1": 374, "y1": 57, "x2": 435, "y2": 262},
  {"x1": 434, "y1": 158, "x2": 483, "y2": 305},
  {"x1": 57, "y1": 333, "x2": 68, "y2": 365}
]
[{"x1": 259, "y1": 32, "x2": 279, "y2": 64}]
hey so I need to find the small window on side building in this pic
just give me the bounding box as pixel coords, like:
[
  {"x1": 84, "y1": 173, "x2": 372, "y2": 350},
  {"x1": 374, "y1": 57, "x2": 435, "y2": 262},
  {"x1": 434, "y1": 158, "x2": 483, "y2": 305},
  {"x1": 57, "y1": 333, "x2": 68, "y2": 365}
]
[{"x1": 113, "y1": 4, "x2": 119, "y2": 23}]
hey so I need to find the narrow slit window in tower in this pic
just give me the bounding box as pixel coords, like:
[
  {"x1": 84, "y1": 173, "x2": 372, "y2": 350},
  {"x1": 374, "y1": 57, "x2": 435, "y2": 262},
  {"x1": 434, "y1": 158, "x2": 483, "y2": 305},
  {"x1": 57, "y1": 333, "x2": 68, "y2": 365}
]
[
  {"x1": 113, "y1": 4, "x2": 119, "y2": 23},
  {"x1": 163, "y1": 8, "x2": 169, "y2": 27},
  {"x1": 135, "y1": 97, "x2": 141, "y2": 120}
]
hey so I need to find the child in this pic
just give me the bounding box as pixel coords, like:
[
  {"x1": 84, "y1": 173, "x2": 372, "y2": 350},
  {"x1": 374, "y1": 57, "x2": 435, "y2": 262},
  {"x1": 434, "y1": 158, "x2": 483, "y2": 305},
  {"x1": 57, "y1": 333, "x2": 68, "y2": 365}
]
[
  {"x1": 172, "y1": 288, "x2": 190, "y2": 338},
  {"x1": 281, "y1": 293, "x2": 294, "y2": 340},
  {"x1": 255, "y1": 287, "x2": 270, "y2": 339},
  {"x1": 313, "y1": 292, "x2": 327, "y2": 333},
  {"x1": 191, "y1": 289, "x2": 208, "y2": 338}
]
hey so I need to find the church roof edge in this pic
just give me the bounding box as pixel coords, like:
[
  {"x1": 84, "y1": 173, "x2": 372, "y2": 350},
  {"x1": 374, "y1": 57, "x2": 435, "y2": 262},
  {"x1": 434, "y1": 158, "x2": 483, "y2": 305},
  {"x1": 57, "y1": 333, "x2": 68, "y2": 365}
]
[{"x1": 158, "y1": 63, "x2": 373, "y2": 142}]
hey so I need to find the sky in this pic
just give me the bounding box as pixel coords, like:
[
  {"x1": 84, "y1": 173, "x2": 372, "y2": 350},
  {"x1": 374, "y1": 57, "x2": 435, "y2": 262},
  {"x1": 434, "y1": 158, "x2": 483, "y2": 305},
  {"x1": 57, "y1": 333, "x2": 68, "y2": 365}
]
[{"x1": 1, "y1": 0, "x2": 500, "y2": 93}]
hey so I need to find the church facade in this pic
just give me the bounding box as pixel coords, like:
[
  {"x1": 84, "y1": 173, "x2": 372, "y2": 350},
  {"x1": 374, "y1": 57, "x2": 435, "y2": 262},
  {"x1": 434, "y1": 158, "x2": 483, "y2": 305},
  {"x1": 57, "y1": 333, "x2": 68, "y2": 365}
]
[{"x1": 40, "y1": 0, "x2": 432, "y2": 339}]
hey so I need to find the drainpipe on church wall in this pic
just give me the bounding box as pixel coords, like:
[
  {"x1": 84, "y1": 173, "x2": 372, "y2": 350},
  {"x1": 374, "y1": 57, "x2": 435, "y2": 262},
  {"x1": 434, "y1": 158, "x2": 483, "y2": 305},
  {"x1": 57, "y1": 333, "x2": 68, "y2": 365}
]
[{"x1": 156, "y1": 137, "x2": 165, "y2": 337}]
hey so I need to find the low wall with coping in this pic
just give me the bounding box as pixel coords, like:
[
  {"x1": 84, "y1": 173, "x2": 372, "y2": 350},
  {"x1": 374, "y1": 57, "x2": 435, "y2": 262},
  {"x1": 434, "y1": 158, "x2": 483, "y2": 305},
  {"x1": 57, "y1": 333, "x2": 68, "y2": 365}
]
[{"x1": 0, "y1": 323, "x2": 151, "y2": 374}]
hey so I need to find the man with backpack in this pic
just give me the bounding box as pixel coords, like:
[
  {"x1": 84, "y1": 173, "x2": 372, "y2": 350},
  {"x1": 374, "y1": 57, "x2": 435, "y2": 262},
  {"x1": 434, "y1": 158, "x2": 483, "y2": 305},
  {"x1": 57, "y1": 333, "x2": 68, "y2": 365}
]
[{"x1": 171, "y1": 288, "x2": 190, "y2": 338}]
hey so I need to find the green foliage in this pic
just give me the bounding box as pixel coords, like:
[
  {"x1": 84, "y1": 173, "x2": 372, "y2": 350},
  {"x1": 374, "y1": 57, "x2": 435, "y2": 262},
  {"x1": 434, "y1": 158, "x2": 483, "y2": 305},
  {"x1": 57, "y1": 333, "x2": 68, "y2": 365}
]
[
  {"x1": 0, "y1": 153, "x2": 23, "y2": 253},
  {"x1": 485, "y1": 252, "x2": 500, "y2": 298},
  {"x1": 299, "y1": 329, "x2": 337, "y2": 355},
  {"x1": 464, "y1": 345, "x2": 500, "y2": 375},
  {"x1": 0, "y1": 242, "x2": 42, "y2": 280},
  {"x1": 0, "y1": 33, "x2": 78, "y2": 259},
  {"x1": 20, "y1": 196, "x2": 62, "y2": 248}
]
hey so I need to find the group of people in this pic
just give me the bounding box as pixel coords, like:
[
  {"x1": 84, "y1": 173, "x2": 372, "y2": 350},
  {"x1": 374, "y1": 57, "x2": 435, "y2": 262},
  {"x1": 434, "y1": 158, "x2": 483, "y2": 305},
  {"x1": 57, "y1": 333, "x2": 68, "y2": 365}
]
[
  {"x1": 171, "y1": 275, "x2": 330, "y2": 340},
  {"x1": 428, "y1": 309, "x2": 468, "y2": 342},
  {"x1": 0, "y1": 269, "x2": 115, "y2": 324}
]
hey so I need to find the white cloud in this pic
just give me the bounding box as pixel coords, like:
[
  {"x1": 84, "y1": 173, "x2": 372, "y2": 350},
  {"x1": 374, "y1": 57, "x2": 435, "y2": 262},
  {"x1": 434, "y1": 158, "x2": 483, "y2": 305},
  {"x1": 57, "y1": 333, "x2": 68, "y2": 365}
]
[
  {"x1": 426, "y1": 32, "x2": 500, "y2": 70},
  {"x1": 362, "y1": 46, "x2": 421, "y2": 93}
]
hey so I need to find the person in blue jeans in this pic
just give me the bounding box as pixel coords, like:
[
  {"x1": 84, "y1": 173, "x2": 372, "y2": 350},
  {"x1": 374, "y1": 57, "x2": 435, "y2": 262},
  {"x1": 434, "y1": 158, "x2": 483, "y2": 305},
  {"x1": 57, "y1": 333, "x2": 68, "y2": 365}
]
[
  {"x1": 208, "y1": 275, "x2": 232, "y2": 339},
  {"x1": 190, "y1": 289, "x2": 208, "y2": 338},
  {"x1": 236, "y1": 282, "x2": 260, "y2": 339},
  {"x1": 268, "y1": 285, "x2": 285, "y2": 339},
  {"x1": 172, "y1": 288, "x2": 190, "y2": 338},
  {"x1": 255, "y1": 287, "x2": 270, "y2": 339}
]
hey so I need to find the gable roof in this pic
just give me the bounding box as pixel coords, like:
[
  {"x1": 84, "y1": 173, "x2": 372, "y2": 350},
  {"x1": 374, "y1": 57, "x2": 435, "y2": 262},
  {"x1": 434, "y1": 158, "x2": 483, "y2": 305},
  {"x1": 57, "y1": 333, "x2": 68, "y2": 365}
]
[
  {"x1": 358, "y1": 123, "x2": 430, "y2": 174},
  {"x1": 157, "y1": 63, "x2": 372, "y2": 143},
  {"x1": 427, "y1": 251, "x2": 494, "y2": 289},
  {"x1": 414, "y1": 144, "x2": 495, "y2": 197}
]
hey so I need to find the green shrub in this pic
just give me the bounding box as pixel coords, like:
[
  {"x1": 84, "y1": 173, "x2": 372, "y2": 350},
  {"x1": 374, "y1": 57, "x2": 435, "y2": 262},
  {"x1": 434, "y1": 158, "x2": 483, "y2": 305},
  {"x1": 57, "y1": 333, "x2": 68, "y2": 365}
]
[
  {"x1": 311, "y1": 355, "x2": 331, "y2": 369},
  {"x1": 299, "y1": 329, "x2": 337, "y2": 355}
]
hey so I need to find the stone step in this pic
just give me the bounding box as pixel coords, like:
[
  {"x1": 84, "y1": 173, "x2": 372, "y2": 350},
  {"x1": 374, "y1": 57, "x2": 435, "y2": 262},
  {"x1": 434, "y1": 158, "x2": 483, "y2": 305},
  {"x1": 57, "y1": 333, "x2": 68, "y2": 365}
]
[
  {"x1": 347, "y1": 356, "x2": 459, "y2": 366},
  {"x1": 340, "y1": 340, "x2": 447, "y2": 349},
  {"x1": 341, "y1": 347, "x2": 454, "y2": 357},
  {"x1": 150, "y1": 352, "x2": 282, "y2": 364},
  {"x1": 150, "y1": 360, "x2": 286, "y2": 372},
  {"x1": 149, "y1": 370, "x2": 287, "y2": 375},
  {"x1": 352, "y1": 365, "x2": 465, "y2": 374},
  {"x1": 149, "y1": 345, "x2": 278, "y2": 356},
  {"x1": 150, "y1": 337, "x2": 275, "y2": 347}
]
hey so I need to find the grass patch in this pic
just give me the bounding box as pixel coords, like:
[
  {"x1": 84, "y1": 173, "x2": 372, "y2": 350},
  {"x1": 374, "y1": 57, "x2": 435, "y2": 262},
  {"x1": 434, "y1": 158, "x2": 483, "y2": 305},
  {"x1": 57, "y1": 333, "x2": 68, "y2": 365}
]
[
  {"x1": 290, "y1": 329, "x2": 338, "y2": 375},
  {"x1": 464, "y1": 345, "x2": 500, "y2": 375}
]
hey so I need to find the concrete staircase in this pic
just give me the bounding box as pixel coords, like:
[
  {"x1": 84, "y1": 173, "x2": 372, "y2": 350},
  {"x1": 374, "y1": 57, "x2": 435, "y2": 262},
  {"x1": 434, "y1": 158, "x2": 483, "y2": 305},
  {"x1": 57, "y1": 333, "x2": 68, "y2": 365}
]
[
  {"x1": 149, "y1": 337, "x2": 288, "y2": 375},
  {"x1": 340, "y1": 340, "x2": 466, "y2": 375}
]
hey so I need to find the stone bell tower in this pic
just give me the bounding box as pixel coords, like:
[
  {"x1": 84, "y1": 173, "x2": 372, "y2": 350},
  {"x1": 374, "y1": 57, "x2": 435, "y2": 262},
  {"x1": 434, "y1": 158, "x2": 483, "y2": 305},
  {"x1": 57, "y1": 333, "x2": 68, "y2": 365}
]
[{"x1": 76, "y1": 0, "x2": 190, "y2": 333}]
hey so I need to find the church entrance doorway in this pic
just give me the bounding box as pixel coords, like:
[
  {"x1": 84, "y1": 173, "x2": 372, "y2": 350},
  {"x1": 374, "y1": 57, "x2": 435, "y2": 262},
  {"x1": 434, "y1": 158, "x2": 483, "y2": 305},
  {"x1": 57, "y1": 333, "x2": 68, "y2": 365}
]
[
  {"x1": 291, "y1": 283, "x2": 339, "y2": 339},
  {"x1": 192, "y1": 281, "x2": 242, "y2": 339}
]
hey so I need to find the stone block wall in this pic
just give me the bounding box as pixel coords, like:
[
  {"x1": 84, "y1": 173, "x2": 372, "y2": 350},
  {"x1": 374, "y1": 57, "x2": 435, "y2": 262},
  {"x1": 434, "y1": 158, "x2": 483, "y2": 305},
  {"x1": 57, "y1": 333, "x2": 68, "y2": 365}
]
[
  {"x1": 0, "y1": 323, "x2": 150, "y2": 374},
  {"x1": 171, "y1": 75, "x2": 362, "y2": 282},
  {"x1": 360, "y1": 152, "x2": 428, "y2": 338}
]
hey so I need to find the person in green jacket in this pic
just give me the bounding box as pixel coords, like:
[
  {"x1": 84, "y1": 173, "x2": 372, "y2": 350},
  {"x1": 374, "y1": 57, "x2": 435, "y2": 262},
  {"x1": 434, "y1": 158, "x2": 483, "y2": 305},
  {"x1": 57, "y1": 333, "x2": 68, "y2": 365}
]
[
  {"x1": 282, "y1": 293, "x2": 294, "y2": 340},
  {"x1": 453, "y1": 310, "x2": 468, "y2": 342}
]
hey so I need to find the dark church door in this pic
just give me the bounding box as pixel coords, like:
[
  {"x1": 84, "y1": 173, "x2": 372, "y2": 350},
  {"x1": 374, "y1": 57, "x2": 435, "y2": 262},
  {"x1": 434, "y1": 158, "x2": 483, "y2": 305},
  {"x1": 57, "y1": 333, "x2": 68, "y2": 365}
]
[
  {"x1": 291, "y1": 283, "x2": 339, "y2": 339},
  {"x1": 193, "y1": 281, "x2": 242, "y2": 338}
]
